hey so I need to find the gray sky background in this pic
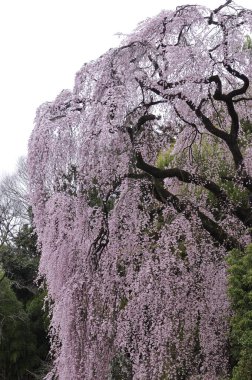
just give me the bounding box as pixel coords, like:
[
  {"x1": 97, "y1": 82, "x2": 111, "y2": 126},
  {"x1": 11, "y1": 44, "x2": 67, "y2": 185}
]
[{"x1": 0, "y1": 0, "x2": 251, "y2": 177}]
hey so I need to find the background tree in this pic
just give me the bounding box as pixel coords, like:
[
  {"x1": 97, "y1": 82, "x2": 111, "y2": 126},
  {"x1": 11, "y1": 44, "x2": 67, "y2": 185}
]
[
  {"x1": 28, "y1": 1, "x2": 252, "y2": 379},
  {"x1": 227, "y1": 243, "x2": 252, "y2": 379},
  {"x1": 0, "y1": 270, "x2": 38, "y2": 380},
  {"x1": 0, "y1": 157, "x2": 30, "y2": 248},
  {"x1": 0, "y1": 233, "x2": 50, "y2": 380},
  {"x1": 0, "y1": 159, "x2": 50, "y2": 379}
]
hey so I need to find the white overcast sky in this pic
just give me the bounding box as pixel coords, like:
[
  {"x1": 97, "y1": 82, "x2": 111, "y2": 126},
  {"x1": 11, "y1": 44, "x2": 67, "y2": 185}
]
[{"x1": 0, "y1": 0, "x2": 251, "y2": 177}]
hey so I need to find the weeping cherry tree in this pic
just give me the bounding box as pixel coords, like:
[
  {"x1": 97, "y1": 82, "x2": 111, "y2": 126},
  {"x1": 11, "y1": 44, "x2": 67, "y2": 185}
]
[{"x1": 29, "y1": 1, "x2": 252, "y2": 379}]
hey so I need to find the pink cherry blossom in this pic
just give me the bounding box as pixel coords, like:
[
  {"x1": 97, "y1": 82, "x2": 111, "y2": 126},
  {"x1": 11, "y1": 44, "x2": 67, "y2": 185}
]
[{"x1": 29, "y1": 2, "x2": 252, "y2": 379}]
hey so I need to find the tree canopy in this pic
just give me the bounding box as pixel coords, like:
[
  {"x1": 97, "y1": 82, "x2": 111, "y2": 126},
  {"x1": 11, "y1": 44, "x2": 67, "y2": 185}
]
[
  {"x1": 0, "y1": 160, "x2": 50, "y2": 379},
  {"x1": 28, "y1": 1, "x2": 252, "y2": 379}
]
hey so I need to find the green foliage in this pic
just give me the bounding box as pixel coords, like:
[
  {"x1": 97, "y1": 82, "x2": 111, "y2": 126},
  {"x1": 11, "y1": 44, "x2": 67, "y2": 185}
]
[
  {"x1": 87, "y1": 178, "x2": 118, "y2": 212},
  {"x1": 157, "y1": 134, "x2": 250, "y2": 210},
  {"x1": 26, "y1": 291, "x2": 50, "y2": 361},
  {"x1": 156, "y1": 132, "x2": 252, "y2": 377},
  {"x1": 0, "y1": 272, "x2": 39, "y2": 379},
  {"x1": 241, "y1": 119, "x2": 252, "y2": 139},
  {"x1": 0, "y1": 223, "x2": 50, "y2": 379},
  {"x1": 118, "y1": 295, "x2": 128, "y2": 310},
  {"x1": 87, "y1": 184, "x2": 103, "y2": 208},
  {"x1": 0, "y1": 225, "x2": 40, "y2": 305},
  {"x1": 14, "y1": 224, "x2": 38, "y2": 256},
  {"x1": 116, "y1": 260, "x2": 127, "y2": 277},
  {"x1": 177, "y1": 239, "x2": 187, "y2": 261},
  {"x1": 191, "y1": 130, "x2": 251, "y2": 208},
  {"x1": 192, "y1": 137, "x2": 229, "y2": 177},
  {"x1": 220, "y1": 181, "x2": 249, "y2": 209},
  {"x1": 227, "y1": 244, "x2": 252, "y2": 380},
  {"x1": 238, "y1": 119, "x2": 252, "y2": 153},
  {"x1": 243, "y1": 35, "x2": 252, "y2": 51},
  {"x1": 156, "y1": 145, "x2": 174, "y2": 169},
  {"x1": 110, "y1": 352, "x2": 132, "y2": 380}
]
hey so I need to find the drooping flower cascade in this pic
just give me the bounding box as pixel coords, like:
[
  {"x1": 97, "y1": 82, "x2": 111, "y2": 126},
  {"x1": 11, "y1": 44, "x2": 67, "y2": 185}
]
[{"x1": 29, "y1": 2, "x2": 252, "y2": 379}]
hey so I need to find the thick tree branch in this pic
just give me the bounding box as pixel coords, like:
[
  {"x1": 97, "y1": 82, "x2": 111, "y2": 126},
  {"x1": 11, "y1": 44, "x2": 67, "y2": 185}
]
[
  {"x1": 144, "y1": 80, "x2": 249, "y2": 184},
  {"x1": 225, "y1": 65, "x2": 250, "y2": 99},
  {"x1": 149, "y1": 79, "x2": 244, "y2": 171},
  {"x1": 221, "y1": 174, "x2": 252, "y2": 192},
  {"x1": 152, "y1": 178, "x2": 242, "y2": 251},
  {"x1": 185, "y1": 99, "x2": 229, "y2": 141},
  {"x1": 208, "y1": 0, "x2": 232, "y2": 24},
  {"x1": 136, "y1": 152, "x2": 225, "y2": 196},
  {"x1": 209, "y1": 69, "x2": 249, "y2": 141},
  {"x1": 233, "y1": 97, "x2": 252, "y2": 103},
  {"x1": 136, "y1": 152, "x2": 252, "y2": 228},
  {"x1": 186, "y1": 98, "x2": 245, "y2": 169}
]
